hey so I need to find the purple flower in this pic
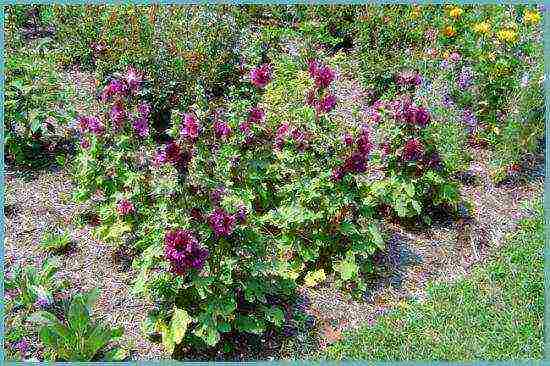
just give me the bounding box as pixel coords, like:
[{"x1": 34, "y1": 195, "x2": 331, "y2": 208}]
[
  {"x1": 236, "y1": 205, "x2": 247, "y2": 223},
  {"x1": 181, "y1": 113, "x2": 200, "y2": 140},
  {"x1": 164, "y1": 229, "x2": 209, "y2": 275},
  {"x1": 313, "y1": 65, "x2": 335, "y2": 89},
  {"x1": 342, "y1": 133, "x2": 354, "y2": 146},
  {"x1": 13, "y1": 340, "x2": 29, "y2": 355},
  {"x1": 442, "y1": 93, "x2": 454, "y2": 108},
  {"x1": 117, "y1": 199, "x2": 135, "y2": 215},
  {"x1": 87, "y1": 116, "x2": 105, "y2": 136},
  {"x1": 462, "y1": 109, "x2": 478, "y2": 128},
  {"x1": 34, "y1": 295, "x2": 51, "y2": 309},
  {"x1": 247, "y1": 106, "x2": 265, "y2": 124},
  {"x1": 125, "y1": 67, "x2": 142, "y2": 91},
  {"x1": 80, "y1": 138, "x2": 91, "y2": 149},
  {"x1": 208, "y1": 209, "x2": 236, "y2": 237},
  {"x1": 317, "y1": 94, "x2": 337, "y2": 114},
  {"x1": 101, "y1": 79, "x2": 127, "y2": 101},
  {"x1": 210, "y1": 187, "x2": 225, "y2": 206},
  {"x1": 457, "y1": 67, "x2": 473, "y2": 90},
  {"x1": 214, "y1": 120, "x2": 232, "y2": 139},
  {"x1": 403, "y1": 138, "x2": 424, "y2": 161},
  {"x1": 110, "y1": 102, "x2": 126, "y2": 127},
  {"x1": 250, "y1": 64, "x2": 272, "y2": 88},
  {"x1": 138, "y1": 102, "x2": 151, "y2": 118},
  {"x1": 133, "y1": 117, "x2": 149, "y2": 138}
]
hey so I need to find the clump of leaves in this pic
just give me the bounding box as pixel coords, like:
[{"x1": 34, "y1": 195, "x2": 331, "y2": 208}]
[
  {"x1": 28, "y1": 288, "x2": 126, "y2": 362},
  {"x1": 40, "y1": 230, "x2": 73, "y2": 254}
]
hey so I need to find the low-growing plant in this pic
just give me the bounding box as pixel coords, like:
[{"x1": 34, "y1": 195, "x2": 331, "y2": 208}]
[
  {"x1": 5, "y1": 257, "x2": 64, "y2": 311},
  {"x1": 4, "y1": 40, "x2": 75, "y2": 167},
  {"x1": 29, "y1": 288, "x2": 125, "y2": 361},
  {"x1": 40, "y1": 230, "x2": 73, "y2": 253}
]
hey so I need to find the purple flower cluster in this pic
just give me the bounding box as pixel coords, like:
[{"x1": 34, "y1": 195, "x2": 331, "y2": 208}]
[
  {"x1": 403, "y1": 103, "x2": 430, "y2": 128},
  {"x1": 306, "y1": 60, "x2": 337, "y2": 115},
  {"x1": 332, "y1": 129, "x2": 373, "y2": 181},
  {"x1": 403, "y1": 138, "x2": 424, "y2": 161},
  {"x1": 247, "y1": 106, "x2": 265, "y2": 124},
  {"x1": 78, "y1": 115, "x2": 105, "y2": 136},
  {"x1": 208, "y1": 208, "x2": 236, "y2": 237},
  {"x1": 110, "y1": 102, "x2": 126, "y2": 127},
  {"x1": 457, "y1": 67, "x2": 473, "y2": 90},
  {"x1": 34, "y1": 295, "x2": 51, "y2": 309},
  {"x1": 181, "y1": 113, "x2": 200, "y2": 140},
  {"x1": 101, "y1": 79, "x2": 128, "y2": 101},
  {"x1": 274, "y1": 122, "x2": 307, "y2": 150},
  {"x1": 214, "y1": 120, "x2": 232, "y2": 139},
  {"x1": 117, "y1": 199, "x2": 135, "y2": 215},
  {"x1": 13, "y1": 340, "x2": 29, "y2": 355},
  {"x1": 164, "y1": 229, "x2": 209, "y2": 276},
  {"x1": 210, "y1": 186, "x2": 226, "y2": 206},
  {"x1": 395, "y1": 70, "x2": 422, "y2": 87},
  {"x1": 133, "y1": 102, "x2": 151, "y2": 138},
  {"x1": 250, "y1": 64, "x2": 272, "y2": 88},
  {"x1": 308, "y1": 60, "x2": 335, "y2": 89}
]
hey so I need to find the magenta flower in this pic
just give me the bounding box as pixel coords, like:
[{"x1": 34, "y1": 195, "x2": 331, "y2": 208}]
[
  {"x1": 214, "y1": 120, "x2": 232, "y2": 139},
  {"x1": 87, "y1": 116, "x2": 105, "y2": 136},
  {"x1": 101, "y1": 79, "x2": 127, "y2": 101},
  {"x1": 138, "y1": 102, "x2": 151, "y2": 118},
  {"x1": 181, "y1": 113, "x2": 200, "y2": 140},
  {"x1": 403, "y1": 138, "x2": 424, "y2": 161},
  {"x1": 307, "y1": 59, "x2": 319, "y2": 78},
  {"x1": 208, "y1": 209, "x2": 236, "y2": 237},
  {"x1": 125, "y1": 67, "x2": 142, "y2": 90},
  {"x1": 80, "y1": 138, "x2": 91, "y2": 149},
  {"x1": 13, "y1": 340, "x2": 29, "y2": 355},
  {"x1": 110, "y1": 102, "x2": 126, "y2": 127},
  {"x1": 250, "y1": 63, "x2": 272, "y2": 88},
  {"x1": 313, "y1": 64, "x2": 335, "y2": 89},
  {"x1": 342, "y1": 133, "x2": 354, "y2": 146},
  {"x1": 164, "y1": 229, "x2": 209, "y2": 275},
  {"x1": 248, "y1": 106, "x2": 265, "y2": 124},
  {"x1": 317, "y1": 94, "x2": 337, "y2": 113},
  {"x1": 117, "y1": 199, "x2": 135, "y2": 215},
  {"x1": 133, "y1": 117, "x2": 149, "y2": 138},
  {"x1": 356, "y1": 129, "x2": 373, "y2": 155}
]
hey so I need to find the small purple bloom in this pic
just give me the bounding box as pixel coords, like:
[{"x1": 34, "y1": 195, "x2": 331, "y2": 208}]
[
  {"x1": 210, "y1": 186, "x2": 225, "y2": 206},
  {"x1": 403, "y1": 138, "x2": 424, "y2": 161},
  {"x1": 214, "y1": 120, "x2": 232, "y2": 139},
  {"x1": 164, "y1": 229, "x2": 208, "y2": 275},
  {"x1": 138, "y1": 102, "x2": 151, "y2": 118},
  {"x1": 80, "y1": 138, "x2": 91, "y2": 149},
  {"x1": 250, "y1": 64, "x2": 272, "y2": 88},
  {"x1": 110, "y1": 102, "x2": 126, "y2": 127},
  {"x1": 13, "y1": 340, "x2": 29, "y2": 355},
  {"x1": 317, "y1": 93, "x2": 337, "y2": 113},
  {"x1": 236, "y1": 205, "x2": 247, "y2": 224},
  {"x1": 117, "y1": 199, "x2": 135, "y2": 215},
  {"x1": 87, "y1": 116, "x2": 105, "y2": 136},
  {"x1": 208, "y1": 208, "x2": 236, "y2": 237},
  {"x1": 35, "y1": 295, "x2": 51, "y2": 309},
  {"x1": 133, "y1": 117, "x2": 149, "y2": 138},
  {"x1": 247, "y1": 106, "x2": 265, "y2": 124},
  {"x1": 342, "y1": 133, "x2": 354, "y2": 146},
  {"x1": 457, "y1": 67, "x2": 473, "y2": 90},
  {"x1": 101, "y1": 79, "x2": 127, "y2": 101},
  {"x1": 181, "y1": 113, "x2": 200, "y2": 140},
  {"x1": 125, "y1": 67, "x2": 142, "y2": 91},
  {"x1": 463, "y1": 109, "x2": 478, "y2": 128}
]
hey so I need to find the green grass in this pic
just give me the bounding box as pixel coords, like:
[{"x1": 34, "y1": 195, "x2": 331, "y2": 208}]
[{"x1": 323, "y1": 200, "x2": 543, "y2": 361}]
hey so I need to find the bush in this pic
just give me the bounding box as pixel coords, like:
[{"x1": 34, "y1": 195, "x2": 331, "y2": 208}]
[{"x1": 4, "y1": 37, "x2": 75, "y2": 167}]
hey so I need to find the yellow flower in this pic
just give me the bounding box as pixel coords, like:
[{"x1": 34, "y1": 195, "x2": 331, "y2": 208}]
[
  {"x1": 473, "y1": 21, "x2": 490, "y2": 34},
  {"x1": 493, "y1": 126, "x2": 500, "y2": 135},
  {"x1": 497, "y1": 29, "x2": 518, "y2": 43},
  {"x1": 442, "y1": 25, "x2": 456, "y2": 37},
  {"x1": 523, "y1": 10, "x2": 541, "y2": 25},
  {"x1": 411, "y1": 6, "x2": 421, "y2": 19},
  {"x1": 449, "y1": 6, "x2": 464, "y2": 19}
]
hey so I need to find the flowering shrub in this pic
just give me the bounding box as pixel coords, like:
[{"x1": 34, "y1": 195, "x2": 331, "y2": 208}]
[{"x1": 73, "y1": 54, "x2": 392, "y2": 352}]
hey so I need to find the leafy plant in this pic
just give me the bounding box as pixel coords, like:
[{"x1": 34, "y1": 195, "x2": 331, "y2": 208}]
[
  {"x1": 29, "y1": 288, "x2": 125, "y2": 361},
  {"x1": 40, "y1": 230, "x2": 73, "y2": 253}
]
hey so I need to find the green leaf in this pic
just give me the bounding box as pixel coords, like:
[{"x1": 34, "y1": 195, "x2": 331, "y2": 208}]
[
  {"x1": 102, "y1": 347, "x2": 129, "y2": 361},
  {"x1": 28, "y1": 311, "x2": 60, "y2": 326},
  {"x1": 171, "y1": 307, "x2": 192, "y2": 345},
  {"x1": 235, "y1": 315, "x2": 265, "y2": 334},
  {"x1": 336, "y1": 260, "x2": 358, "y2": 281},
  {"x1": 368, "y1": 224, "x2": 384, "y2": 249},
  {"x1": 158, "y1": 322, "x2": 175, "y2": 355},
  {"x1": 205, "y1": 326, "x2": 220, "y2": 347},
  {"x1": 264, "y1": 306, "x2": 285, "y2": 327}
]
